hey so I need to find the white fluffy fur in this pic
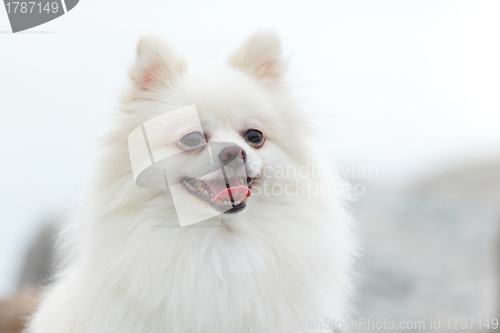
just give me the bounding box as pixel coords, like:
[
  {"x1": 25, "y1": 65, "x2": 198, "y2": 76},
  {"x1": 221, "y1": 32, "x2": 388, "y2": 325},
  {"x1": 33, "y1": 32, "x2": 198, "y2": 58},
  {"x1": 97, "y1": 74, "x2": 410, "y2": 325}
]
[{"x1": 26, "y1": 32, "x2": 358, "y2": 333}]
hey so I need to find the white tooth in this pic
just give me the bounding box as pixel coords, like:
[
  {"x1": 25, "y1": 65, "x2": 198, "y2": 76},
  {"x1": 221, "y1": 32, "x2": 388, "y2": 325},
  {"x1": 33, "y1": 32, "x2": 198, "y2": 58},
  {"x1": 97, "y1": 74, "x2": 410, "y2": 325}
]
[
  {"x1": 236, "y1": 200, "x2": 240, "y2": 205},
  {"x1": 211, "y1": 193, "x2": 214, "y2": 197},
  {"x1": 224, "y1": 200, "x2": 228, "y2": 205},
  {"x1": 239, "y1": 178, "x2": 244, "y2": 186},
  {"x1": 197, "y1": 183, "x2": 203, "y2": 192},
  {"x1": 204, "y1": 190, "x2": 208, "y2": 195}
]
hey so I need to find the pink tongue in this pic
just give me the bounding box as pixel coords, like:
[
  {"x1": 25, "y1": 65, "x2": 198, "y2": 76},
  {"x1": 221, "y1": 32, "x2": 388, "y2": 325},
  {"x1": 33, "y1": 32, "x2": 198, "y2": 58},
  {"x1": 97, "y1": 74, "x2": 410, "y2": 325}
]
[{"x1": 215, "y1": 186, "x2": 251, "y2": 202}]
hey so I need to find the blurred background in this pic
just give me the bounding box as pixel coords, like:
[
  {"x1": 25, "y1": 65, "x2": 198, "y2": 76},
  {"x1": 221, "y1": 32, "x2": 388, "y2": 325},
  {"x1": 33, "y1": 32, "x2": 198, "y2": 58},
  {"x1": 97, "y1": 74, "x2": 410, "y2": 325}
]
[{"x1": 1, "y1": 0, "x2": 499, "y2": 332}]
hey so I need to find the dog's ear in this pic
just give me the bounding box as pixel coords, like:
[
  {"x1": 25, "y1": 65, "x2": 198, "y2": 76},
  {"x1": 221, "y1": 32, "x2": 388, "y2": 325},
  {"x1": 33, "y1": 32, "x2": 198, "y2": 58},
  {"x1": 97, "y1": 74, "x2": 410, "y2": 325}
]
[
  {"x1": 228, "y1": 31, "x2": 287, "y2": 83},
  {"x1": 129, "y1": 36, "x2": 187, "y2": 92}
]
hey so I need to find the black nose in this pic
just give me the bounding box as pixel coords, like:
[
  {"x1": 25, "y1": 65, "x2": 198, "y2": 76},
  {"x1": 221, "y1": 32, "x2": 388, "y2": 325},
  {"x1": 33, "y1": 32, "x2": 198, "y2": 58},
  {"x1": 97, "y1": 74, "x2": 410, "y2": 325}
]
[{"x1": 219, "y1": 145, "x2": 246, "y2": 165}]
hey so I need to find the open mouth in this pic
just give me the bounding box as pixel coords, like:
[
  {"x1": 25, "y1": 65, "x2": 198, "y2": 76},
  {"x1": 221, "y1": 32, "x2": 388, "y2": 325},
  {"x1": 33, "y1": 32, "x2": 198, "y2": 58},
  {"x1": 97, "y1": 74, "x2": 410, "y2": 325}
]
[{"x1": 181, "y1": 176, "x2": 255, "y2": 214}]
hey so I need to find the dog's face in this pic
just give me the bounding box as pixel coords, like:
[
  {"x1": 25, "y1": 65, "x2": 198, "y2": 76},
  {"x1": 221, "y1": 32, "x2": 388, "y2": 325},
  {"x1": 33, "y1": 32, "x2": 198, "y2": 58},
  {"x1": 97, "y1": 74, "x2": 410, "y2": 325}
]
[
  {"x1": 125, "y1": 32, "x2": 310, "y2": 221},
  {"x1": 171, "y1": 107, "x2": 264, "y2": 215}
]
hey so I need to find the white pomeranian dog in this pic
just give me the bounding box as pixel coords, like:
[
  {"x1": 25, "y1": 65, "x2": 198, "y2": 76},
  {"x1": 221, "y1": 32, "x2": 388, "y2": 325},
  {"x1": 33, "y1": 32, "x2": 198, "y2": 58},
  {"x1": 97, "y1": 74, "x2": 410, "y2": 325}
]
[{"x1": 26, "y1": 32, "x2": 358, "y2": 333}]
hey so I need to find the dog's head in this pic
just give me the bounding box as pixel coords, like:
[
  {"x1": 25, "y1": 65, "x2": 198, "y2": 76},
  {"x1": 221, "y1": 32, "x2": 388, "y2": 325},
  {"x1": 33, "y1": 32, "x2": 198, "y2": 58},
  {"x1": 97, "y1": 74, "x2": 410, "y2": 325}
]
[{"x1": 123, "y1": 32, "x2": 311, "y2": 222}]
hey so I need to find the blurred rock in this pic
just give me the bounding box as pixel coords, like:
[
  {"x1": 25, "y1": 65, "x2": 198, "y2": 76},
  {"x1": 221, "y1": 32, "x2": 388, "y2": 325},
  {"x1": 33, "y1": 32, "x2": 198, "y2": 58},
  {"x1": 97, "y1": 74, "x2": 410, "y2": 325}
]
[
  {"x1": 0, "y1": 222, "x2": 57, "y2": 333},
  {"x1": 353, "y1": 157, "x2": 500, "y2": 332},
  {"x1": 17, "y1": 222, "x2": 57, "y2": 289}
]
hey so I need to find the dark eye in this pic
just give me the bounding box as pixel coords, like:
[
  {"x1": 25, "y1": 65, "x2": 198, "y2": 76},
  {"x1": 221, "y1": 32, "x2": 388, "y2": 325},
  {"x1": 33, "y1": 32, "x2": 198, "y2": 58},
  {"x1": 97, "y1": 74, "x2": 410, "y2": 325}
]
[
  {"x1": 180, "y1": 132, "x2": 204, "y2": 147},
  {"x1": 245, "y1": 129, "x2": 264, "y2": 145}
]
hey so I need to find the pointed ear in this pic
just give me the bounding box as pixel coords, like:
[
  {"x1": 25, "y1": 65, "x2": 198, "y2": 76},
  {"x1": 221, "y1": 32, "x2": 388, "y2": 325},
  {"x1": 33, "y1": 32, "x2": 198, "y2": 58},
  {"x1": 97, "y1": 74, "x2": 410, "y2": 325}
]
[
  {"x1": 228, "y1": 31, "x2": 287, "y2": 83},
  {"x1": 129, "y1": 36, "x2": 187, "y2": 92}
]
